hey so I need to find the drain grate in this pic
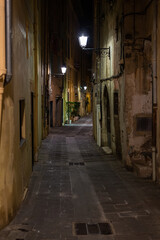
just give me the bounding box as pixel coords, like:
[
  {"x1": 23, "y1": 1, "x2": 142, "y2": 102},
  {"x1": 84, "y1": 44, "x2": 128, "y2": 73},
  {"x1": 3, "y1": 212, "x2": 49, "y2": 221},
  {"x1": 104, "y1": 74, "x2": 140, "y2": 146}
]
[
  {"x1": 69, "y1": 162, "x2": 85, "y2": 166},
  {"x1": 87, "y1": 224, "x2": 99, "y2": 234},
  {"x1": 74, "y1": 223, "x2": 87, "y2": 235},
  {"x1": 98, "y1": 223, "x2": 112, "y2": 235},
  {"x1": 18, "y1": 228, "x2": 29, "y2": 232},
  {"x1": 74, "y1": 222, "x2": 112, "y2": 235}
]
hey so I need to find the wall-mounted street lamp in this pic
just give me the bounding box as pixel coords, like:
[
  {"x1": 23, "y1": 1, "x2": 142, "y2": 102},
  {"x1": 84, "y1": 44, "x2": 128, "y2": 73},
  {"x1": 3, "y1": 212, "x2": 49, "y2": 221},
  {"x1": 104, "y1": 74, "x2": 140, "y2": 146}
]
[
  {"x1": 78, "y1": 35, "x2": 88, "y2": 48},
  {"x1": 84, "y1": 86, "x2": 87, "y2": 91},
  {"x1": 61, "y1": 66, "x2": 67, "y2": 75},
  {"x1": 52, "y1": 66, "x2": 67, "y2": 77},
  {"x1": 78, "y1": 34, "x2": 110, "y2": 59}
]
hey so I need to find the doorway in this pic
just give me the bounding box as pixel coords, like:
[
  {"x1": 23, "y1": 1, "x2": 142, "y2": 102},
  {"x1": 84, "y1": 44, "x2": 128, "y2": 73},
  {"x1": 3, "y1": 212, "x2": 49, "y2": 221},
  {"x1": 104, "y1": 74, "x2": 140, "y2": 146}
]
[
  {"x1": 114, "y1": 92, "x2": 122, "y2": 158},
  {"x1": 55, "y1": 97, "x2": 62, "y2": 126},
  {"x1": 103, "y1": 86, "x2": 111, "y2": 147},
  {"x1": 50, "y1": 101, "x2": 53, "y2": 127}
]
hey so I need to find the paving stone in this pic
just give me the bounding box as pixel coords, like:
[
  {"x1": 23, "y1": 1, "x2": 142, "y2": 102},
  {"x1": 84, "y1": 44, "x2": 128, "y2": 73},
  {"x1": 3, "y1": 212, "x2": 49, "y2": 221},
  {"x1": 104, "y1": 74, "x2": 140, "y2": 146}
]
[
  {"x1": 114, "y1": 235, "x2": 150, "y2": 240},
  {"x1": 1, "y1": 115, "x2": 160, "y2": 239}
]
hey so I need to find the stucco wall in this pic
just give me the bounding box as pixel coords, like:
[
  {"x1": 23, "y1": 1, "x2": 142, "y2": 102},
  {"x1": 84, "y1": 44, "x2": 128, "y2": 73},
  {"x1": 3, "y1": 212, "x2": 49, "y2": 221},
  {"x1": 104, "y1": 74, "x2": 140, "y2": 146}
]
[
  {"x1": 156, "y1": 0, "x2": 160, "y2": 180},
  {"x1": 93, "y1": 0, "x2": 153, "y2": 168},
  {"x1": 0, "y1": 0, "x2": 33, "y2": 228},
  {"x1": 0, "y1": 0, "x2": 46, "y2": 229},
  {"x1": 123, "y1": 0, "x2": 153, "y2": 166}
]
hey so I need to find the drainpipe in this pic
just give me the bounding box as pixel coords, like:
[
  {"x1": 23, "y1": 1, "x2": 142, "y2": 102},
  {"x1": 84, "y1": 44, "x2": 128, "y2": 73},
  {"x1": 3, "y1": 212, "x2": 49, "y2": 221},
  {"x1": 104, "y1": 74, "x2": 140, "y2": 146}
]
[
  {"x1": 152, "y1": 0, "x2": 157, "y2": 181},
  {"x1": 0, "y1": 0, "x2": 6, "y2": 130},
  {"x1": 5, "y1": 0, "x2": 12, "y2": 84}
]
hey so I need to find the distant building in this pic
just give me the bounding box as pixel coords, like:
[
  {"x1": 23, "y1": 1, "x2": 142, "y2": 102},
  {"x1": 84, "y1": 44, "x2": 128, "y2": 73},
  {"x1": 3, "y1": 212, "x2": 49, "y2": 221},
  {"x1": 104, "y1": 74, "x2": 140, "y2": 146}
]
[{"x1": 49, "y1": 0, "x2": 92, "y2": 126}]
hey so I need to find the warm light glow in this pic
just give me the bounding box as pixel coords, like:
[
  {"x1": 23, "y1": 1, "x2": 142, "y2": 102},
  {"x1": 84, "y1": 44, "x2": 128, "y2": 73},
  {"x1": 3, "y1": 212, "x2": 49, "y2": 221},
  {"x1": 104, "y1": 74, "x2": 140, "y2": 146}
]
[
  {"x1": 48, "y1": 64, "x2": 51, "y2": 75},
  {"x1": 84, "y1": 86, "x2": 87, "y2": 90},
  {"x1": 61, "y1": 66, "x2": 67, "y2": 74},
  {"x1": 78, "y1": 35, "x2": 88, "y2": 48}
]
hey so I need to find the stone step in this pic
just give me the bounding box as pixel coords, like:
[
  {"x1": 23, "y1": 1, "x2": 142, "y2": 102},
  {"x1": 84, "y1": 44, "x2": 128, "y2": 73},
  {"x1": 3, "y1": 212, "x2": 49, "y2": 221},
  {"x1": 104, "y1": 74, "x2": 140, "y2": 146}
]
[
  {"x1": 102, "y1": 146, "x2": 113, "y2": 155},
  {"x1": 133, "y1": 162, "x2": 152, "y2": 178}
]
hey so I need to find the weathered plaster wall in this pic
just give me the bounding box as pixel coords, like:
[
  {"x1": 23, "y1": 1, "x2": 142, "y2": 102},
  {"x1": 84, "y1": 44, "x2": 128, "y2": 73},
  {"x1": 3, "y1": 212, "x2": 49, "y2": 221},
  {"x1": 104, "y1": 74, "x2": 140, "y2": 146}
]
[
  {"x1": 0, "y1": 0, "x2": 46, "y2": 229},
  {"x1": 93, "y1": 0, "x2": 153, "y2": 168},
  {"x1": 123, "y1": 0, "x2": 153, "y2": 166},
  {"x1": 156, "y1": 0, "x2": 160, "y2": 180},
  {"x1": 99, "y1": 0, "x2": 123, "y2": 154},
  {"x1": 0, "y1": 0, "x2": 33, "y2": 228}
]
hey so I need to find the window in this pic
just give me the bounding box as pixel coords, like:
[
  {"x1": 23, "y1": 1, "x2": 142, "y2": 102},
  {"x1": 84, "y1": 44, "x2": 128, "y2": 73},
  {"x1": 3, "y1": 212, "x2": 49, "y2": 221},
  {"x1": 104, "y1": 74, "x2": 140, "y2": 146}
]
[
  {"x1": 134, "y1": 115, "x2": 152, "y2": 135},
  {"x1": 19, "y1": 100, "x2": 26, "y2": 144},
  {"x1": 136, "y1": 117, "x2": 152, "y2": 132}
]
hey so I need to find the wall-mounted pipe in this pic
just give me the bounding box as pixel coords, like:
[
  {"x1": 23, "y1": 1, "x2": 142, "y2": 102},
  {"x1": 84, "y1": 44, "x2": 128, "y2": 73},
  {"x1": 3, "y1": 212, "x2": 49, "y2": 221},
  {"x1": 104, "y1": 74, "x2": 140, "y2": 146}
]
[
  {"x1": 100, "y1": 64, "x2": 124, "y2": 83},
  {"x1": 0, "y1": 0, "x2": 6, "y2": 78},
  {"x1": 5, "y1": 0, "x2": 12, "y2": 84},
  {"x1": 0, "y1": 0, "x2": 6, "y2": 134},
  {"x1": 152, "y1": 0, "x2": 157, "y2": 181}
]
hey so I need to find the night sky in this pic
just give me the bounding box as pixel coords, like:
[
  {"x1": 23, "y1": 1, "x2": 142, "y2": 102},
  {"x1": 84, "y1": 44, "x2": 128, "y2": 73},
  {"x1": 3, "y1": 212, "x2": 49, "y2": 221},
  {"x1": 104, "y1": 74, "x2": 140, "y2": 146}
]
[{"x1": 71, "y1": 0, "x2": 93, "y2": 45}]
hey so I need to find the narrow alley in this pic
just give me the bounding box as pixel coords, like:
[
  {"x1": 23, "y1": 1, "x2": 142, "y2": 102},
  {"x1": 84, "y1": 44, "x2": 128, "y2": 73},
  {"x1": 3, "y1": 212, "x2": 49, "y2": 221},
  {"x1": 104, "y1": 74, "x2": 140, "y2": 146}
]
[{"x1": 0, "y1": 116, "x2": 160, "y2": 240}]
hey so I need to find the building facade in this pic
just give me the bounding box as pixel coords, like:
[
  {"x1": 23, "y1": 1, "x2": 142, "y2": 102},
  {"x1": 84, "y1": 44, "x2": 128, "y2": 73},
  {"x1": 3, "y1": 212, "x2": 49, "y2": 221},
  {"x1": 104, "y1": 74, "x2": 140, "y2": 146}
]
[
  {"x1": 0, "y1": 0, "x2": 49, "y2": 229},
  {"x1": 93, "y1": 0, "x2": 160, "y2": 179}
]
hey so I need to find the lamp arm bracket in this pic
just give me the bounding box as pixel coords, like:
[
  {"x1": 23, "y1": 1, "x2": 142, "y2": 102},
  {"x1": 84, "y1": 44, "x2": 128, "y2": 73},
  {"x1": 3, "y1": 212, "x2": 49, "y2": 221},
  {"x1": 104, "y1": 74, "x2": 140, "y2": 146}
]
[{"x1": 82, "y1": 46, "x2": 110, "y2": 59}]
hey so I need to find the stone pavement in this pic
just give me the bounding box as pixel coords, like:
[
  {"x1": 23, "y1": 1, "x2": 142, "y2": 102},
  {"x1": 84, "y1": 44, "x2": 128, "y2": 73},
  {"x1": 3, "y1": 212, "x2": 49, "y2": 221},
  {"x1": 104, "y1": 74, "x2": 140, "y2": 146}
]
[{"x1": 1, "y1": 115, "x2": 160, "y2": 239}]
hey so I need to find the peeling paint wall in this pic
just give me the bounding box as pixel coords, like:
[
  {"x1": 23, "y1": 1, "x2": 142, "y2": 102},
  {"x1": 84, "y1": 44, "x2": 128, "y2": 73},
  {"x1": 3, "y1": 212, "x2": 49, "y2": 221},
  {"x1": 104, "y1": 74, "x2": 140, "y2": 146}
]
[
  {"x1": 93, "y1": 0, "x2": 154, "y2": 170},
  {"x1": 123, "y1": 0, "x2": 153, "y2": 167}
]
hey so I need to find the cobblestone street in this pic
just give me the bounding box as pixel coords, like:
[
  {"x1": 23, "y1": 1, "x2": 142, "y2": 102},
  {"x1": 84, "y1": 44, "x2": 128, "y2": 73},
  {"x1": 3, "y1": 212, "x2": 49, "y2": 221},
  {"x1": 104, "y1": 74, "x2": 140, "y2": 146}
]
[{"x1": 1, "y1": 116, "x2": 160, "y2": 240}]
